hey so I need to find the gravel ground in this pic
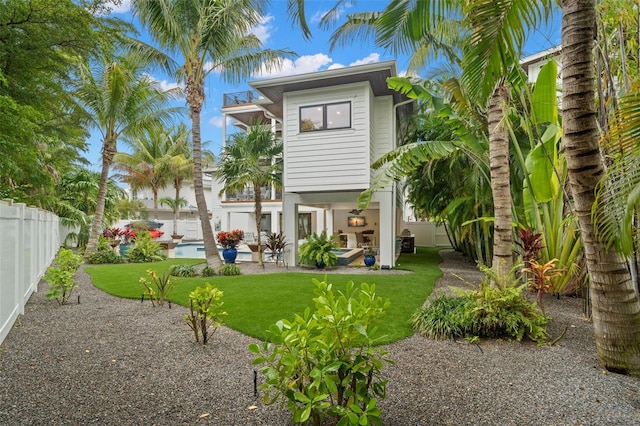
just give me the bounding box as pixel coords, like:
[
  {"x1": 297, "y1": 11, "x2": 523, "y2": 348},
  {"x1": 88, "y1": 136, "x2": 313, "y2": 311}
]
[{"x1": 1, "y1": 250, "x2": 639, "y2": 425}]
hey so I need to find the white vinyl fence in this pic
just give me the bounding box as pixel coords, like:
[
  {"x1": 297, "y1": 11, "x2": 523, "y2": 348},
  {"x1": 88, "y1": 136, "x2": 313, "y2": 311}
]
[{"x1": 0, "y1": 199, "x2": 59, "y2": 346}]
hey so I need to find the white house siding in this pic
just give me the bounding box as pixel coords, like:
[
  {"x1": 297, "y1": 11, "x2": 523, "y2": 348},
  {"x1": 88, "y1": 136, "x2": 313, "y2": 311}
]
[
  {"x1": 283, "y1": 82, "x2": 371, "y2": 192},
  {"x1": 370, "y1": 96, "x2": 393, "y2": 181}
]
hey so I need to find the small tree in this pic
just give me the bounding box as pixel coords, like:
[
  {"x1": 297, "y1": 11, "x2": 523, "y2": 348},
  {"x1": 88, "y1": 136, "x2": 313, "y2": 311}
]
[
  {"x1": 44, "y1": 248, "x2": 83, "y2": 305},
  {"x1": 183, "y1": 283, "x2": 226, "y2": 344}
]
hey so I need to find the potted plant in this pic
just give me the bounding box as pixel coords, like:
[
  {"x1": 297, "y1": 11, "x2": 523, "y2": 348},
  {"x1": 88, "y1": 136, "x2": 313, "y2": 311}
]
[
  {"x1": 102, "y1": 227, "x2": 122, "y2": 248},
  {"x1": 119, "y1": 226, "x2": 135, "y2": 257},
  {"x1": 363, "y1": 246, "x2": 377, "y2": 267},
  {"x1": 216, "y1": 229, "x2": 244, "y2": 263},
  {"x1": 265, "y1": 231, "x2": 288, "y2": 266},
  {"x1": 298, "y1": 230, "x2": 338, "y2": 269}
]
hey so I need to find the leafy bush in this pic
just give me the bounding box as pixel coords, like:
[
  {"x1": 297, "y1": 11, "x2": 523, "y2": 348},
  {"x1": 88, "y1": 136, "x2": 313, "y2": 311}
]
[
  {"x1": 250, "y1": 279, "x2": 392, "y2": 426},
  {"x1": 183, "y1": 283, "x2": 227, "y2": 344},
  {"x1": 201, "y1": 266, "x2": 216, "y2": 277},
  {"x1": 139, "y1": 269, "x2": 174, "y2": 307},
  {"x1": 87, "y1": 248, "x2": 123, "y2": 264},
  {"x1": 219, "y1": 263, "x2": 241, "y2": 276},
  {"x1": 411, "y1": 293, "x2": 471, "y2": 339},
  {"x1": 169, "y1": 264, "x2": 196, "y2": 277},
  {"x1": 298, "y1": 230, "x2": 338, "y2": 268},
  {"x1": 44, "y1": 248, "x2": 83, "y2": 304},
  {"x1": 127, "y1": 232, "x2": 164, "y2": 263},
  {"x1": 412, "y1": 264, "x2": 548, "y2": 343}
]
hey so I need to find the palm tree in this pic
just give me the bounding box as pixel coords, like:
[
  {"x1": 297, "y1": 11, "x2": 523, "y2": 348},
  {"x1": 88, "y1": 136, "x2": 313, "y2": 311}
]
[
  {"x1": 330, "y1": 0, "x2": 552, "y2": 277},
  {"x1": 561, "y1": 0, "x2": 640, "y2": 374},
  {"x1": 160, "y1": 196, "x2": 188, "y2": 237},
  {"x1": 164, "y1": 123, "x2": 194, "y2": 237},
  {"x1": 113, "y1": 123, "x2": 176, "y2": 219},
  {"x1": 74, "y1": 50, "x2": 179, "y2": 257},
  {"x1": 133, "y1": 0, "x2": 296, "y2": 268},
  {"x1": 216, "y1": 123, "x2": 283, "y2": 265}
]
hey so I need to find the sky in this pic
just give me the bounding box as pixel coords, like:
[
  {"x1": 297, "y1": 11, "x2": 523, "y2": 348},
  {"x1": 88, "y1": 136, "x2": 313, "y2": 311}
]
[{"x1": 86, "y1": 1, "x2": 562, "y2": 169}]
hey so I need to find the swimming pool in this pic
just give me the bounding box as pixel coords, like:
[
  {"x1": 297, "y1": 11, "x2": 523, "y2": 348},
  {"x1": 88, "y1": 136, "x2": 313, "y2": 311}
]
[
  {"x1": 174, "y1": 243, "x2": 253, "y2": 262},
  {"x1": 330, "y1": 247, "x2": 363, "y2": 266}
]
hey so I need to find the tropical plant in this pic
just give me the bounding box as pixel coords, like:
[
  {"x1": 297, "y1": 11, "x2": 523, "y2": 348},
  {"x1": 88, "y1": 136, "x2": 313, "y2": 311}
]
[
  {"x1": 183, "y1": 283, "x2": 227, "y2": 345},
  {"x1": 139, "y1": 269, "x2": 174, "y2": 307},
  {"x1": 160, "y1": 196, "x2": 187, "y2": 236},
  {"x1": 87, "y1": 248, "x2": 124, "y2": 265},
  {"x1": 265, "y1": 231, "x2": 288, "y2": 266},
  {"x1": 216, "y1": 120, "x2": 283, "y2": 265},
  {"x1": 133, "y1": 0, "x2": 296, "y2": 269},
  {"x1": 201, "y1": 266, "x2": 216, "y2": 277},
  {"x1": 169, "y1": 263, "x2": 196, "y2": 278},
  {"x1": 219, "y1": 263, "x2": 241, "y2": 276},
  {"x1": 44, "y1": 248, "x2": 83, "y2": 305},
  {"x1": 127, "y1": 232, "x2": 164, "y2": 263},
  {"x1": 74, "y1": 49, "x2": 180, "y2": 259},
  {"x1": 561, "y1": 0, "x2": 640, "y2": 373},
  {"x1": 250, "y1": 279, "x2": 392, "y2": 426},
  {"x1": 298, "y1": 230, "x2": 339, "y2": 268},
  {"x1": 216, "y1": 229, "x2": 245, "y2": 249},
  {"x1": 521, "y1": 258, "x2": 564, "y2": 312}
]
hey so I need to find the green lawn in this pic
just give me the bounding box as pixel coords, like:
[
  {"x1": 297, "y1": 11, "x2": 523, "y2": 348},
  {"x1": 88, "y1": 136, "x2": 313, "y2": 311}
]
[{"x1": 85, "y1": 247, "x2": 443, "y2": 344}]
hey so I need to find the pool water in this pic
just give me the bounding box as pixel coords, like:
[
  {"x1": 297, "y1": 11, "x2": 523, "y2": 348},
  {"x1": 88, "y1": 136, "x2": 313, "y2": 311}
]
[{"x1": 175, "y1": 243, "x2": 273, "y2": 262}]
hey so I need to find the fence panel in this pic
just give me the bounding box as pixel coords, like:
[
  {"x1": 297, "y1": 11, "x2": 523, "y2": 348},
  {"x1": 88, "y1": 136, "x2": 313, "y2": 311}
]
[{"x1": 0, "y1": 200, "x2": 59, "y2": 346}]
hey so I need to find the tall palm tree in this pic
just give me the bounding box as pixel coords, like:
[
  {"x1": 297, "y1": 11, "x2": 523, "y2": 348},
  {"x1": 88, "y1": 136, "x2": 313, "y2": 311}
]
[
  {"x1": 164, "y1": 123, "x2": 193, "y2": 237},
  {"x1": 74, "y1": 51, "x2": 180, "y2": 257},
  {"x1": 216, "y1": 123, "x2": 283, "y2": 265},
  {"x1": 561, "y1": 0, "x2": 640, "y2": 374},
  {"x1": 133, "y1": 0, "x2": 296, "y2": 268},
  {"x1": 332, "y1": 0, "x2": 552, "y2": 277}
]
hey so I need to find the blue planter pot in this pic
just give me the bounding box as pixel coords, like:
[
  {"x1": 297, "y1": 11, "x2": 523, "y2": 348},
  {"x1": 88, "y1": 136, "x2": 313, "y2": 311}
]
[
  {"x1": 364, "y1": 255, "x2": 376, "y2": 267},
  {"x1": 315, "y1": 260, "x2": 326, "y2": 269},
  {"x1": 119, "y1": 243, "x2": 132, "y2": 257},
  {"x1": 223, "y1": 248, "x2": 238, "y2": 264}
]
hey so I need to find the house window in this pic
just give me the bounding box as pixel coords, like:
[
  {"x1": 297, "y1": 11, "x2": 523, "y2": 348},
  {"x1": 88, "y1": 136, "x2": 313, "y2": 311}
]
[
  {"x1": 300, "y1": 101, "x2": 351, "y2": 132},
  {"x1": 261, "y1": 213, "x2": 272, "y2": 233}
]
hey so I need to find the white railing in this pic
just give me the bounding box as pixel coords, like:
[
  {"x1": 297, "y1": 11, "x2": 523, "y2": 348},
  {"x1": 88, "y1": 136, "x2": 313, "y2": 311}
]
[{"x1": 0, "y1": 199, "x2": 59, "y2": 346}]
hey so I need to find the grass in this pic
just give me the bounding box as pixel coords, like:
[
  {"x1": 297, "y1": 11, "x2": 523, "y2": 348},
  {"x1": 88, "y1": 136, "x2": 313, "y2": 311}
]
[{"x1": 85, "y1": 247, "x2": 443, "y2": 344}]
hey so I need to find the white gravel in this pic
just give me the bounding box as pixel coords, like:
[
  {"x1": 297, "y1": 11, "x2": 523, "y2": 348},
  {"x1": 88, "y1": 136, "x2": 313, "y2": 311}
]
[{"x1": 1, "y1": 250, "x2": 639, "y2": 425}]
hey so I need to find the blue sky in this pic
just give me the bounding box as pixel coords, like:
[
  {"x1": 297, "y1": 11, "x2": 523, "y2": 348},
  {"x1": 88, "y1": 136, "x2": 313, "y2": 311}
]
[{"x1": 87, "y1": 1, "x2": 561, "y2": 169}]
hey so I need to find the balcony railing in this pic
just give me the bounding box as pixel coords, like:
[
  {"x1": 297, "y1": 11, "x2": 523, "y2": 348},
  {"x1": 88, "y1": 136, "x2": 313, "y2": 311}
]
[
  {"x1": 224, "y1": 187, "x2": 282, "y2": 202},
  {"x1": 223, "y1": 90, "x2": 259, "y2": 107}
]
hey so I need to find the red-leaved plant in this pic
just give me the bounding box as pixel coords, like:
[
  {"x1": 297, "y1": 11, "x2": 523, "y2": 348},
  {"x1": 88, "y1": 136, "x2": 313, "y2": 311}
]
[{"x1": 216, "y1": 229, "x2": 245, "y2": 249}]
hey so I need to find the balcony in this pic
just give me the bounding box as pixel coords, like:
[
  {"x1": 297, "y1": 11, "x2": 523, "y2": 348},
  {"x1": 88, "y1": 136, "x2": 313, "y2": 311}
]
[
  {"x1": 224, "y1": 187, "x2": 282, "y2": 203},
  {"x1": 223, "y1": 90, "x2": 259, "y2": 107}
]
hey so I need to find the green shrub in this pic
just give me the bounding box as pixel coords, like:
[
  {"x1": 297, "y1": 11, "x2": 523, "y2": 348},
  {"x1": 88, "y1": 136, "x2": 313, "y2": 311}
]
[
  {"x1": 169, "y1": 264, "x2": 196, "y2": 277},
  {"x1": 87, "y1": 249, "x2": 123, "y2": 264},
  {"x1": 139, "y1": 269, "x2": 174, "y2": 307},
  {"x1": 219, "y1": 263, "x2": 241, "y2": 276},
  {"x1": 127, "y1": 232, "x2": 164, "y2": 263},
  {"x1": 44, "y1": 248, "x2": 83, "y2": 305},
  {"x1": 183, "y1": 283, "x2": 227, "y2": 344},
  {"x1": 298, "y1": 230, "x2": 338, "y2": 268},
  {"x1": 411, "y1": 293, "x2": 472, "y2": 339},
  {"x1": 201, "y1": 266, "x2": 216, "y2": 277},
  {"x1": 250, "y1": 279, "x2": 392, "y2": 426},
  {"x1": 412, "y1": 264, "x2": 548, "y2": 343}
]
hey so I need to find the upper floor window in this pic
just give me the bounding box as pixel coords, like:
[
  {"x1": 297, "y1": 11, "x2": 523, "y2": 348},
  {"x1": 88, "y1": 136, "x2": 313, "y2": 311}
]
[{"x1": 300, "y1": 101, "x2": 351, "y2": 132}]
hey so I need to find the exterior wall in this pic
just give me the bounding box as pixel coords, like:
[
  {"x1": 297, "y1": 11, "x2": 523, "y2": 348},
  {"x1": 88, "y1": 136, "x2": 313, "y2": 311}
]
[
  {"x1": 401, "y1": 221, "x2": 452, "y2": 248},
  {"x1": 371, "y1": 96, "x2": 393, "y2": 180},
  {"x1": 283, "y1": 82, "x2": 372, "y2": 192},
  {"x1": 0, "y1": 200, "x2": 59, "y2": 346}
]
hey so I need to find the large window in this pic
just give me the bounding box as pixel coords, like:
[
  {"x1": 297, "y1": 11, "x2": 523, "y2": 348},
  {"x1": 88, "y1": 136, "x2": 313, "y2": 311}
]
[{"x1": 300, "y1": 101, "x2": 351, "y2": 132}]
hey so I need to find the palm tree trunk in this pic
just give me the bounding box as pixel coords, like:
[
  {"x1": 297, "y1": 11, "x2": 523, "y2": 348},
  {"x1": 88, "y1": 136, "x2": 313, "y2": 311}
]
[
  {"x1": 562, "y1": 0, "x2": 640, "y2": 374},
  {"x1": 488, "y1": 82, "x2": 513, "y2": 278},
  {"x1": 173, "y1": 184, "x2": 180, "y2": 236},
  {"x1": 254, "y1": 184, "x2": 263, "y2": 266},
  {"x1": 187, "y1": 71, "x2": 222, "y2": 269},
  {"x1": 84, "y1": 137, "x2": 116, "y2": 258}
]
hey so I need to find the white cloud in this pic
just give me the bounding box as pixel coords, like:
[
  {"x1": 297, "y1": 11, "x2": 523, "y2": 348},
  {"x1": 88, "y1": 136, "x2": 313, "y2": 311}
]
[
  {"x1": 349, "y1": 53, "x2": 380, "y2": 66},
  {"x1": 252, "y1": 14, "x2": 274, "y2": 44},
  {"x1": 310, "y1": 2, "x2": 355, "y2": 24},
  {"x1": 209, "y1": 116, "x2": 225, "y2": 128},
  {"x1": 144, "y1": 73, "x2": 184, "y2": 94},
  {"x1": 105, "y1": 0, "x2": 131, "y2": 14},
  {"x1": 255, "y1": 53, "x2": 333, "y2": 78}
]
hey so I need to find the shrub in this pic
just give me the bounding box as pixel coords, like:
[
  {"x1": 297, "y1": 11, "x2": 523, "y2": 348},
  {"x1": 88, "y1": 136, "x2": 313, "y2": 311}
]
[
  {"x1": 412, "y1": 264, "x2": 548, "y2": 343},
  {"x1": 169, "y1": 264, "x2": 197, "y2": 277},
  {"x1": 139, "y1": 269, "x2": 174, "y2": 307},
  {"x1": 127, "y1": 232, "x2": 164, "y2": 263},
  {"x1": 201, "y1": 266, "x2": 216, "y2": 277},
  {"x1": 250, "y1": 279, "x2": 392, "y2": 426},
  {"x1": 87, "y1": 248, "x2": 123, "y2": 264},
  {"x1": 183, "y1": 283, "x2": 227, "y2": 344},
  {"x1": 219, "y1": 263, "x2": 241, "y2": 276},
  {"x1": 44, "y1": 248, "x2": 83, "y2": 305},
  {"x1": 298, "y1": 230, "x2": 338, "y2": 268}
]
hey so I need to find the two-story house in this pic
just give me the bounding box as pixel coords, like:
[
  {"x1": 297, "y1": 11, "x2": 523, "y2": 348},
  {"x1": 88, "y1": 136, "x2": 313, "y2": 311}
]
[{"x1": 220, "y1": 60, "x2": 414, "y2": 268}]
